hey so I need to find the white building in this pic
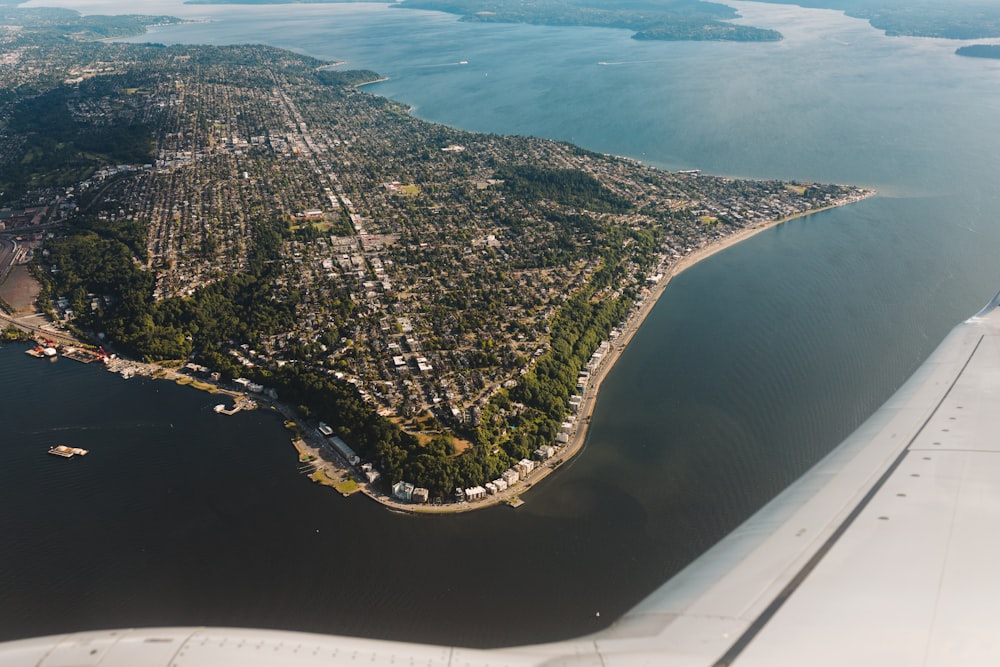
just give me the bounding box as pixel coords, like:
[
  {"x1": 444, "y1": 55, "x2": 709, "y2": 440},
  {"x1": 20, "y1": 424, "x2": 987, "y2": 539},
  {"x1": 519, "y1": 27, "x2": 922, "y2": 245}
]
[
  {"x1": 392, "y1": 481, "x2": 414, "y2": 502},
  {"x1": 535, "y1": 445, "x2": 556, "y2": 460},
  {"x1": 330, "y1": 436, "x2": 360, "y2": 466}
]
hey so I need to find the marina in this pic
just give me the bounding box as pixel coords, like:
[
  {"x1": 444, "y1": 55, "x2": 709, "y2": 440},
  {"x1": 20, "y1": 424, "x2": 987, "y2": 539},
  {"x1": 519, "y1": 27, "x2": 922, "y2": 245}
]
[{"x1": 23, "y1": 341, "x2": 107, "y2": 364}]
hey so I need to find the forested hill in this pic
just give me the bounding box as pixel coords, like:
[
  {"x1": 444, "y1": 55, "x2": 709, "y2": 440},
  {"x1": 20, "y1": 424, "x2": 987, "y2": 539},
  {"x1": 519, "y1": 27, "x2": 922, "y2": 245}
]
[
  {"x1": 397, "y1": 0, "x2": 783, "y2": 42},
  {"x1": 956, "y1": 44, "x2": 1000, "y2": 60},
  {"x1": 185, "y1": 0, "x2": 784, "y2": 42},
  {"x1": 749, "y1": 0, "x2": 1000, "y2": 40}
]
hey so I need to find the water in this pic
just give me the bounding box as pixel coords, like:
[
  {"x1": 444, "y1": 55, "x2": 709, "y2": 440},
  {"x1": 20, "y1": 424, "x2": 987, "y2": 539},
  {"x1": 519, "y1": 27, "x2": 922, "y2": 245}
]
[{"x1": 6, "y1": 0, "x2": 1000, "y2": 647}]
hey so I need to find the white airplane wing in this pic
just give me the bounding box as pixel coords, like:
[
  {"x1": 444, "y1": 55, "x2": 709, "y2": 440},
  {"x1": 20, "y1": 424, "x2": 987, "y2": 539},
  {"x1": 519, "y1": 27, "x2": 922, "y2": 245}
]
[{"x1": 4, "y1": 292, "x2": 1000, "y2": 667}]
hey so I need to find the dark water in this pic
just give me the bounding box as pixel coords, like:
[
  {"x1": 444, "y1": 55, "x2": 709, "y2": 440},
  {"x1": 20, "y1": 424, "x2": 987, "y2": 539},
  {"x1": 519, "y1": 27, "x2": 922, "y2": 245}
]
[{"x1": 6, "y1": 0, "x2": 1000, "y2": 648}]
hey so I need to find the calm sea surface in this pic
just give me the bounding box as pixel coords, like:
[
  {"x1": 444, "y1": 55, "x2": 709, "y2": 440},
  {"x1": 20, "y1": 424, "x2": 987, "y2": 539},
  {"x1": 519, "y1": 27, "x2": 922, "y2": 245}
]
[{"x1": 5, "y1": 0, "x2": 1000, "y2": 647}]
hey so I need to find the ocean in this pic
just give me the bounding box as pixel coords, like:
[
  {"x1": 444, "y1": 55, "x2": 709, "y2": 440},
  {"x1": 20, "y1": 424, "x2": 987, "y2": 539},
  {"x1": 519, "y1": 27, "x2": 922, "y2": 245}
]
[{"x1": 4, "y1": 0, "x2": 1000, "y2": 647}]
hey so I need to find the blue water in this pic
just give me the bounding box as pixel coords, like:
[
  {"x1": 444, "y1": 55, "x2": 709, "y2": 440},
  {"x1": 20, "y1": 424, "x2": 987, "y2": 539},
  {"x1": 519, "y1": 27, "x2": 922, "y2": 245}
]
[{"x1": 6, "y1": 0, "x2": 1000, "y2": 647}]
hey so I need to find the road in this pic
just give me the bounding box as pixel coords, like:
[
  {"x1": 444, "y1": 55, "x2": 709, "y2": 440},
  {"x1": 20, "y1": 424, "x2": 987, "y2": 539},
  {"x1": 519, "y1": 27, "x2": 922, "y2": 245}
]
[
  {"x1": 0, "y1": 235, "x2": 18, "y2": 286},
  {"x1": 0, "y1": 310, "x2": 81, "y2": 347}
]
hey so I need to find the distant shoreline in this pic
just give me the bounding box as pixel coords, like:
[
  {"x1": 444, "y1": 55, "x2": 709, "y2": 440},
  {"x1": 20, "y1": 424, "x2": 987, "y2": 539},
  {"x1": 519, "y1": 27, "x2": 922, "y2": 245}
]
[{"x1": 355, "y1": 77, "x2": 389, "y2": 87}]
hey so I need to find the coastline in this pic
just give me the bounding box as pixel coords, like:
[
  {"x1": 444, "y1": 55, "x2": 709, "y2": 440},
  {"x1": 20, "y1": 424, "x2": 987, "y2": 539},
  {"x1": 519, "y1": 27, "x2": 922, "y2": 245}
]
[
  {"x1": 8, "y1": 191, "x2": 873, "y2": 516},
  {"x1": 371, "y1": 188, "x2": 876, "y2": 514}
]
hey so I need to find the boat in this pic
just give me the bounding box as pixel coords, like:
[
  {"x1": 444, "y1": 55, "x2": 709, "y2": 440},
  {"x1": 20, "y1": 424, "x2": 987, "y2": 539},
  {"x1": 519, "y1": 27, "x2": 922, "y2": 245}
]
[{"x1": 47, "y1": 445, "x2": 88, "y2": 458}]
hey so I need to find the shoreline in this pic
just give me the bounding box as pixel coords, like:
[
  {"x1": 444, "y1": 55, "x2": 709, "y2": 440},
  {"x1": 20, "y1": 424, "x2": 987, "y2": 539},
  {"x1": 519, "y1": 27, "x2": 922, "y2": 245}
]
[
  {"x1": 355, "y1": 77, "x2": 390, "y2": 88},
  {"x1": 369, "y1": 188, "x2": 876, "y2": 514},
  {"x1": 9, "y1": 190, "x2": 874, "y2": 516}
]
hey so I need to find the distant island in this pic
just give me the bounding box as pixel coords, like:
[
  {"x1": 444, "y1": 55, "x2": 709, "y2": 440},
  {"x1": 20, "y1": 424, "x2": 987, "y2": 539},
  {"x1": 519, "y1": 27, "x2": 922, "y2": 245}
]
[
  {"x1": 184, "y1": 0, "x2": 783, "y2": 42},
  {"x1": 746, "y1": 0, "x2": 1000, "y2": 40},
  {"x1": 181, "y1": 0, "x2": 1000, "y2": 41},
  {"x1": 956, "y1": 44, "x2": 1000, "y2": 60}
]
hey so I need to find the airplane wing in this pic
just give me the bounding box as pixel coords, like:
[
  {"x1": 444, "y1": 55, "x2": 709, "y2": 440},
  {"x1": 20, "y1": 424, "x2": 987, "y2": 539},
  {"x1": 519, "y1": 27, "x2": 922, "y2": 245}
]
[{"x1": 4, "y1": 292, "x2": 1000, "y2": 667}]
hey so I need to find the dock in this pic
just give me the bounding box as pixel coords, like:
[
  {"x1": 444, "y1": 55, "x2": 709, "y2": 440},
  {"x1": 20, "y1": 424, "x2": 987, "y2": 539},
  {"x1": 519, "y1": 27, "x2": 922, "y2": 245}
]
[
  {"x1": 61, "y1": 347, "x2": 100, "y2": 364},
  {"x1": 213, "y1": 396, "x2": 257, "y2": 416}
]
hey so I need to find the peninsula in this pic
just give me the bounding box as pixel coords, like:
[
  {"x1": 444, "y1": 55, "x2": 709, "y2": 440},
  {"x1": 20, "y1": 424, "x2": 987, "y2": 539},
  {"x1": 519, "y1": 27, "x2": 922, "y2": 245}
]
[
  {"x1": 956, "y1": 44, "x2": 1000, "y2": 60},
  {"x1": 0, "y1": 7, "x2": 872, "y2": 511}
]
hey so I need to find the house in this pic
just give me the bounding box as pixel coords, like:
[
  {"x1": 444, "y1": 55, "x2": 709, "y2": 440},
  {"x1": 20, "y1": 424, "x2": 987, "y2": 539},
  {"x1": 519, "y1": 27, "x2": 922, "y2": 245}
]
[
  {"x1": 535, "y1": 445, "x2": 556, "y2": 460},
  {"x1": 517, "y1": 459, "x2": 536, "y2": 476},
  {"x1": 392, "y1": 481, "x2": 414, "y2": 502},
  {"x1": 412, "y1": 487, "x2": 429, "y2": 504},
  {"x1": 502, "y1": 469, "x2": 520, "y2": 486}
]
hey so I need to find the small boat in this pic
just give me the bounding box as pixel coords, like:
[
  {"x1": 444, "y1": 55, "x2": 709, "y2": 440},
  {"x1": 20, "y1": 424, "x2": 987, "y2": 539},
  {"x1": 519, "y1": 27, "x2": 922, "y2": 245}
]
[{"x1": 47, "y1": 445, "x2": 88, "y2": 458}]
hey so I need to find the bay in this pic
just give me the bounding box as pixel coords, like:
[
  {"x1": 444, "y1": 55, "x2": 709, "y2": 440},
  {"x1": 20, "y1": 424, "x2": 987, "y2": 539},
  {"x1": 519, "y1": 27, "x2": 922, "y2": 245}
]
[{"x1": 5, "y1": 0, "x2": 1000, "y2": 648}]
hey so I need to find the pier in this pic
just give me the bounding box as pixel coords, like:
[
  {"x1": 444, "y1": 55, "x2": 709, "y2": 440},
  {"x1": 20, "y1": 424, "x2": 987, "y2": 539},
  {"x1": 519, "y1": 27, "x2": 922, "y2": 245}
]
[
  {"x1": 213, "y1": 396, "x2": 258, "y2": 416},
  {"x1": 61, "y1": 347, "x2": 100, "y2": 364}
]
